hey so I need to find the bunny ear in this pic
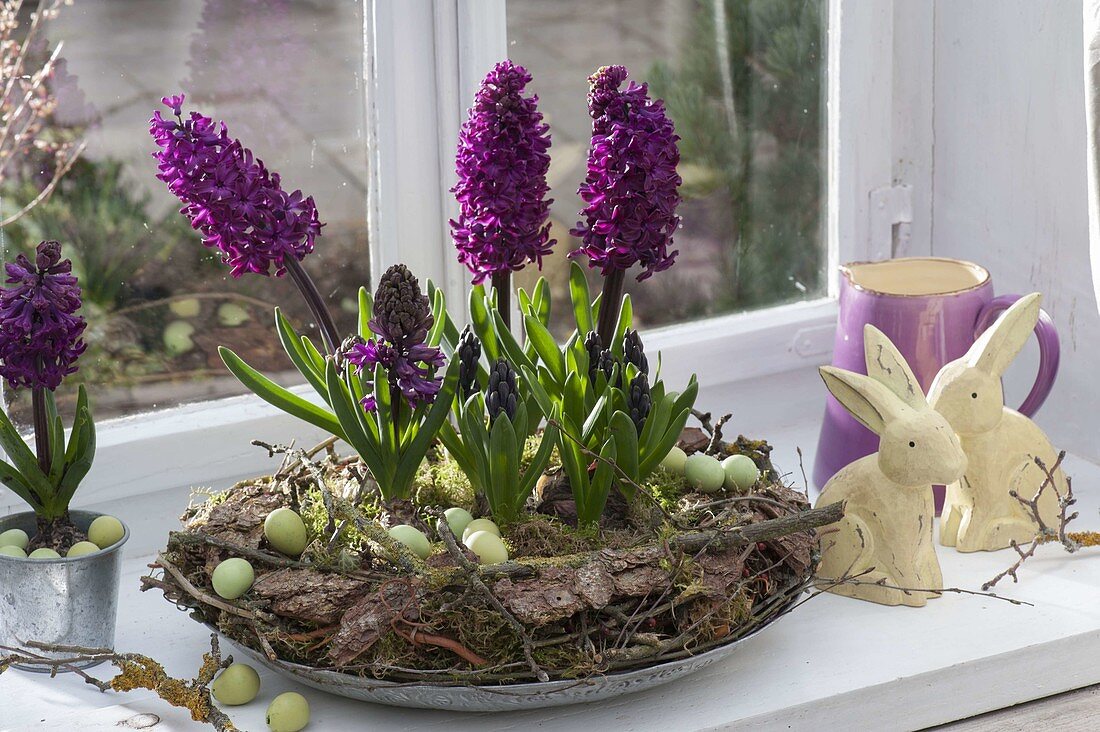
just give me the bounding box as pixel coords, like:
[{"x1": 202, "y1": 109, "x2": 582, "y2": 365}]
[
  {"x1": 863, "y1": 324, "x2": 926, "y2": 409},
  {"x1": 819, "y1": 366, "x2": 910, "y2": 436},
  {"x1": 970, "y1": 293, "x2": 1042, "y2": 377}
]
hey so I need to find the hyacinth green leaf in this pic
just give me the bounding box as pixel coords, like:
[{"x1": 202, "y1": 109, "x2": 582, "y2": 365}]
[
  {"x1": 64, "y1": 384, "x2": 91, "y2": 466},
  {"x1": 487, "y1": 414, "x2": 518, "y2": 518},
  {"x1": 0, "y1": 405, "x2": 52, "y2": 503},
  {"x1": 519, "y1": 420, "x2": 558, "y2": 499},
  {"x1": 581, "y1": 392, "x2": 609, "y2": 445},
  {"x1": 639, "y1": 408, "x2": 693, "y2": 480},
  {"x1": 610, "y1": 410, "x2": 639, "y2": 482},
  {"x1": 532, "y1": 276, "x2": 551, "y2": 325},
  {"x1": 301, "y1": 337, "x2": 327, "y2": 380},
  {"x1": 671, "y1": 376, "x2": 700, "y2": 416},
  {"x1": 324, "y1": 361, "x2": 384, "y2": 476},
  {"x1": 221, "y1": 347, "x2": 344, "y2": 440},
  {"x1": 276, "y1": 308, "x2": 327, "y2": 398},
  {"x1": 492, "y1": 309, "x2": 536, "y2": 374},
  {"x1": 519, "y1": 366, "x2": 554, "y2": 418},
  {"x1": 638, "y1": 384, "x2": 672, "y2": 456},
  {"x1": 358, "y1": 286, "x2": 374, "y2": 339},
  {"x1": 42, "y1": 389, "x2": 65, "y2": 483},
  {"x1": 427, "y1": 280, "x2": 462, "y2": 354},
  {"x1": 577, "y1": 437, "x2": 615, "y2": 526},
  {"x1": 427, "y1": 284, "x2": 447, "y2": 348},
  {"x1": 0, "y1": 456, "x2": 42, "y2": 511},
  {"x1": 470, "y1": 285, "x2": 500, "y2": 362},
  {"x1": 611, "y1": 294, "x2": 633, "y2": 356},
  {"x1": 392, "y1": 358, "x2": 459, "y2": 498},
  {"x1": 372, "y1": 363, "x2": 397, "y2": 461},
  {"x1": 517, "y1": 287, "x2": 534, "y2": 319},
  {"x1": 569, "y1": 262, "x2": 594, "y2": 335},
  {"x1": 57, "y1": 399, "x2": 96, "y2": 506},
  {"x1": 523, "y1": 315, "x2": 565, "y2": 386}
]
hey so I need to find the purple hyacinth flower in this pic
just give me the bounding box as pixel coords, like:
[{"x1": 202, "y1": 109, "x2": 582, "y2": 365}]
[
  {"x1": 0, "y1": 241, "x2": 87, "y2": 391},
  {"x1": 450, "y1": 60, "x2": 555, "y2": 285},
  {"x1": 343, "y1": 265, "x2": 446, "y2": 410},
  {"x1": 149, "y1": 95, "x2": 323, "y2": 279},
  {"x1": 569, "y1": 65, "x2": 683, "y2": 281}
]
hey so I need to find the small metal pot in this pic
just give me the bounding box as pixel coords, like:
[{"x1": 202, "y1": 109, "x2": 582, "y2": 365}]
[{"x1": 0, "y1": 509, "x2": 129, "y2": 671}]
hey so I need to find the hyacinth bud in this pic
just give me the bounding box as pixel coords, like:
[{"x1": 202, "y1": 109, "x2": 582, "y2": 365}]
[
  {"x1": 583, "y1": 331, "x2": 615, "y2": 386},
  {"x1": 334, "y1": 334, "x2": 365, "y2": 373},
  {"x1": 622, "y1": 329, "x2": 649, "y2": 376},
  {"x1": 486, "y1": 358, "x2": 518, "y2": 424},
  {"x1": 457, "y1": 325, "x2": 482, "y2": 397},
  {"x1": 371, "y1": 264, "x2": 433, "y2": 347},
  {"x1": 626, "y1": 375, "x2": 652, "y2": 434}
]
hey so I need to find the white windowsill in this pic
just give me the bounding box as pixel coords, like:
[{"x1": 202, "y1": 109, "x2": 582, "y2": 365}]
[{"x1": 3, "y1": 365, "x2": 1099, "y2": 730}]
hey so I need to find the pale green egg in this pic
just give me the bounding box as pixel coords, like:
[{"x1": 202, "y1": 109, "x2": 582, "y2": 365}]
[
  {"x1": 0, "y1": 528, "x2": 29, "y2": 550},
  {"x1": 217, "y1": 302, "x2": 251, "y2": 327},
  {"x1": 440, "y1": 507, "x2": 474, "y2": 539},
  {"x1": 163, "y1": 320, "x2": 196, "y2": 355},
  {"x1": 212, "y1": 557, "x2": 255, "y2": 600},
  {"x1": 67, "y1": 541, "x2": 101, "y2": 558},
  {"x1": 464, "y1": 530, "x2": 509, "y2": 565},
  {"x1": 88, "y1": 515, "x2": 125, "y2": 548},
  {"x1": 388, "y1": 524, "x2": 431, "y2": 559},
  {"x1": 659, "y1": 446, "x2": 688, "y2": 474},
  {"x1": 169, "y1": 298, "x2": 201, "y2": 318},
  {"x1": 722, "y1": 454, "x2": 761, "y2": 492},
  {"x1": 28, "y1": 548, "x2": 61, "y2": 559},
  {"x1": 212, "y1": 662, "x2": 261, "y2": 706},
  {"x1": 461, "y1": 518, "x2": 500, "y2": 544},
  {"x1": 266, "y1": 691, "x2": 310, "y2": 732},
  {"x1": 685, "y1": 454, "x2": 725, "y2": 493},
  {"x1": 264, "y1": 508, "x2": 308, "y2": 556},
  {"x1": 0, "y1": 545, "x2": 27, "y2": 558}
]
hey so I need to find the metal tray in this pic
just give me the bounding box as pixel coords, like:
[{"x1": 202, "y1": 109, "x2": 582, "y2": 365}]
[{"x1": 218, "y1": 592, "x2": 801, "y2": 712}]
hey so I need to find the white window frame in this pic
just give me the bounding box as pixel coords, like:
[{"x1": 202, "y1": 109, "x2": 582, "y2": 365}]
[{"x1": 1, "y1": 0, "x2": 924, "y2": 515}]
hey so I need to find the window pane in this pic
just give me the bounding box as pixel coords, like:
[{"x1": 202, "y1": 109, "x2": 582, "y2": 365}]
[
  {"x1": 1, "y1": 0, "x2": 368, "y2": 423},
  {"x1": 507, "y1": 0, "x2": 826, "y2": 337}
]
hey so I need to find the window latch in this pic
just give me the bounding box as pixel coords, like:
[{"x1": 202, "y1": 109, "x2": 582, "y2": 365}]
[{"x1": 869, "y1": 185, "x2": 913, "y2": 259}]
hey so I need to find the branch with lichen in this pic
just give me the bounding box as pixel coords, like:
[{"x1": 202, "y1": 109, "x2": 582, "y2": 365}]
[
  {"x1": 983, "y1": 452, "x2": 1100, "y2": 590},
  {"x1": 0, "y1": 633, "x2": 237, "y2": 731}
]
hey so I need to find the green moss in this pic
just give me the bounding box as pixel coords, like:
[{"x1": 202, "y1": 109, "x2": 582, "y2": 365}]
[
  {"x1": 646, "y1": 467, "x2": 687, "y2": 513},
  {"x1": 413, "y1": 454, "x2": 476, "y2": 511}
]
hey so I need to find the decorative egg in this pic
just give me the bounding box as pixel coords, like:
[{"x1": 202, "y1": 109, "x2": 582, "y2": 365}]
[
  {"x1": 169, "y1": 298, "x2": 202, "y2": 318},
  {"x1": 660, "y1": 446, "x2": 688, "y2": 474},
  {"x1": 685, "y1": 453, "x2": 725, "y2": 493},
  {"x1": 212, "y1": 557, "x2": 255, "y2": 600},
  {"x1": 163, "y1": 320, "x2": 196, "y2": 355},
  {"x1": 67, "y1": 541, "x2": 100, "y2": 558},
  {"x1": 28, "y1": 548, "x2": 61, "y2": 559},
  {"x1": 88, "y1": 515, "x2": 125, "y2": 548},
  {"x1": 212, "y1": 662, "x2": 261, "y2": 706},
  {"x1": 722, "y1": 454, "x2": 761, "y2": 492},
  {"x1": 218, "y1": 303, "x2": 251, "y2": 327},
  {"x1": 464, "y1": 530, "x2": 509, "y2": 565},
  {"x1": 0, "y1": 528, "x2": 29, "y2": 550},
  {"x1": 264, "y1": 508, "x2": 308, "y2": 556},
  {"x1": 266, "y1": 691, "x2": 310, "y2": 732},
  {"x1": 0, "y1": 545, "x2": 27, "y2": 558},
  {"x1": 440, "y1": 507, "x2": 474, "y2": 539},
  {"x1": 388, "y1": 525, "x2": 431, "y2": 559},
  {"x1": 461, "y1": 518, "x2": 500, "y2": 543}
]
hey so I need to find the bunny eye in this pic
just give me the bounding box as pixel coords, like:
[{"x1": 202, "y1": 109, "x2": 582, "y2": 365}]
[
  {"x1": 971, "y1": 392, "x2": 978, "y2": 399},
  {"x1": 908, "y1": 441, "x2": 916, "y2": 448}
]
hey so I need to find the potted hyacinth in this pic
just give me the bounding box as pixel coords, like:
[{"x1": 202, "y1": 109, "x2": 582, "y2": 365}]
[
  {"x1": 141, "y1": 65, "x2": 838, "y2": 711},
  {"x1": 0, "y1": 241, "x2": 129, "y2": 666}
]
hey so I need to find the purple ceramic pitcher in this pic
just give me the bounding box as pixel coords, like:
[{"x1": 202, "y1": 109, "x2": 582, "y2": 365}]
[{"x1": 812, "y1": 257, "x2": 1060, "y2": 513}]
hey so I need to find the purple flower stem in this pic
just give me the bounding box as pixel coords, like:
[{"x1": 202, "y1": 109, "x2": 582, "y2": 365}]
[
  {"x1": 491, "y1": 271, "x2": 512, "y2": 332},
  {"x1": 284, "y1": 256, "x2": 340, "y2": 355},
  {"x1": 31, "y1": 386, "x2": 51, "y2": 475},
  {"x1": 596, "y1": 269, "x2": 625, "y2": 348}
]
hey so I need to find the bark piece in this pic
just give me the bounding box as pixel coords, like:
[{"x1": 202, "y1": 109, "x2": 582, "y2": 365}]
[
  {"x1": 329, "y1": 580, "x2": 420, "y2": 667},
  {"x1": 252, "y1": 569, "x2": 369, "y2": 625}
]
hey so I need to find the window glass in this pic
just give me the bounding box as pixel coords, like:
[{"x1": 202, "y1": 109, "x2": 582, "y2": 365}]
[
  {"x1": 507, "y1": 0, "x2": 826, "y2": 337},
  {"x1": 0, "y1": 0, "x2": 368, "y2": 423}
]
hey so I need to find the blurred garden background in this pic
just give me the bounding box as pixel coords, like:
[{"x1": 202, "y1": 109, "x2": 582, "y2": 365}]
[{"x1": 0, "y1": 0, "x2": 823, "y2": 422}]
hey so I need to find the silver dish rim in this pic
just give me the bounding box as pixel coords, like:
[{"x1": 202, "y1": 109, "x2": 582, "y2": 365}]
[{"x1": 214, "y1": 589, "x2": 804, "y2": 712}]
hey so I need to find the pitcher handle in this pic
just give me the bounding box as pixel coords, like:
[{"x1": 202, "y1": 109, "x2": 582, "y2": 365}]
[{"x1": 974, "y1": 294, "x2": 1060, "y2": 416}]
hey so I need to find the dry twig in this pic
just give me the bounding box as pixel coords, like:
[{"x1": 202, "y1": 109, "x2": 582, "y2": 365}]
[{"x1": 0, "y1": 634, "x2": 237, "y2": 731}]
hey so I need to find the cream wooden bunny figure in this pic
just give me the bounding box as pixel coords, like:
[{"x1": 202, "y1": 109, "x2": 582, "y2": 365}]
[
  {"x1": 814, "y1": 326, "x2": 968, "y2": 606},
  {"x1": 928, "y1": 293, "x2": 1064, "y2": 552}
]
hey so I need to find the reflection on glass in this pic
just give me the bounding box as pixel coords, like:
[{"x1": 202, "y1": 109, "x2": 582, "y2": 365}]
[
  {"x1": 507, "y1": 0, "x2": 826, "y2": 337},
  {"x1": 0, "y1": 0, "x2": 369, "y2": 423}
]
